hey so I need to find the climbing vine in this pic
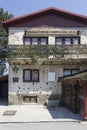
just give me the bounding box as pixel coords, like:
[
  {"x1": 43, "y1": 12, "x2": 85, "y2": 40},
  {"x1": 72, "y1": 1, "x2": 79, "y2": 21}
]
[{"x1": 7, "y1": 45, "x2": 69, "y2": 61}]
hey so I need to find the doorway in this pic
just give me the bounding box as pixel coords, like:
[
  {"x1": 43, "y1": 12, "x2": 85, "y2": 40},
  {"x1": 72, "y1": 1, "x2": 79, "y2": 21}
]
[{"x1": 0, "y1": 77, "x2": 8, "y2": 105}]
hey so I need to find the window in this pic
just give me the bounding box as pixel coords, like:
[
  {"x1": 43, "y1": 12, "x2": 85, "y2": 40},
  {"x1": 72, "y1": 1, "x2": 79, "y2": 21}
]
[
  {"x1": 63, "y1": 69, "x2": 79, "y2": 76},
  {"x1": 72, "y1": 38, "x2": 79, "y2": 45},
  {"x1": 23, "y1": 96, "x2": 37, "y2": 103},
  {"x1": 48, "y1": 72, "x2": 56, "y2": 81},
  {"x1": 65, "y1": 38, "x2": 71, "y2": 45},
  {"x1": 32, "y1": 70, "x2": 39, "y2": 81},
  {"x1": 24, "y1": 37, "x2": 31, "y2": 45},
  {"x1": 72, "y1": 69, "x2": 79, "y2": 74},
  {"x1": 40, "y1": 38, "x2": 48, "y2": 45},
  {"x1": 32, "y1": 38, "x2": 38, "y2": 45},
  {"x1": 23, "y1": 37, "x2": 48, "y2": 45},
  {"x1": 55, "y1": 37, "x2": 80, "y2": 45},
  {"x1": 63, "y1": 69, "x2": 71, "y2": 76},
  {"x1": 23, "y1": 69, "x2": 39, "y2": 82},
  {"x1": 23, "y1": 70, "x2": 31, "y2": 81},
  {"x1": 55, "y1": 38, "x2": 62, "y2": 45}
]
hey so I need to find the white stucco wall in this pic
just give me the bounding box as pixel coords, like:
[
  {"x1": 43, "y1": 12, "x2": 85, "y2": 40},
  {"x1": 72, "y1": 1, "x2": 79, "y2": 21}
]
[{"x1": 8, "y1": 27, "x2": 87, "y2": 45}]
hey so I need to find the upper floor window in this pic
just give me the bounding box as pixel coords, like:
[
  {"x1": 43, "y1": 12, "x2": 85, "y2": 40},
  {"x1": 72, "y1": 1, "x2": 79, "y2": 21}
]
[
  {"x1": 32, "y1": 38, "x2": 38, "y2": 45},
  {"x1": 40, "y1": 38, "x2": 48, "y2": 45},
  {"x1": 24, "y1": 37, "x2": 31, "y2": 45},
  {"x1": 23, "y1": 37, "x2": 48, "y2": 45},
  {"x1": 55, "y1": 37, "x2": 80, "y2": 45},
  {"x1": 65, "y1": 38, "x2": 71, "y2": 45},
  {"x1": 56, "y1": 38, "x2": 62, "y2": 45},
  {"x1": 72, "y1": 38, "x2": 79, "y2": 45}
]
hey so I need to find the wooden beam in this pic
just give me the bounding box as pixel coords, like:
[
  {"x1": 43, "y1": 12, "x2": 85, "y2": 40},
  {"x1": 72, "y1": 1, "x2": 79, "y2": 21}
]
[
  {"x1": 79, "y1": 79, "x2": 87, "y2": 120},
  {"x1": 84, "y1": 86, "x2": 87, "y2": 120}
]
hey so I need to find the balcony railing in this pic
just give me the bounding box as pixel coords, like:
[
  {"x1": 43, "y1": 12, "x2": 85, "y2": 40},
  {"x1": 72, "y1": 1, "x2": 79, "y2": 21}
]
[{"x1": 7, "y1": 44, "x2": 87, "y2": 59}]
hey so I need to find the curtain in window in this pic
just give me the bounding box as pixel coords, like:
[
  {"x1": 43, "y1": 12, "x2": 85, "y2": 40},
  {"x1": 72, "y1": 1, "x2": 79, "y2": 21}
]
[
  {"x1": 65, "y1": 38, "x2": 71, "y2": 45},
  {"x1": 32, "y1": 38, "x2": 38, "y2": 45},
  {"x1": 56, "y1": 38, "x2": 62, "y2": 45},
  {"x1": 24, "y1": 38, "x2": 31, "y2": 45},
  {"x1": 24, "y1": 70, "x2": 31, "y2": 81},
  {"x1": 32, "y1": 70, "x2": 39, "y2": 81},
  {"x1": 40, "y1": 38, "x2": 47, "y2": 45},
  {"x1": 72, "y1": 38, "x2": 79, "y2": 44}
]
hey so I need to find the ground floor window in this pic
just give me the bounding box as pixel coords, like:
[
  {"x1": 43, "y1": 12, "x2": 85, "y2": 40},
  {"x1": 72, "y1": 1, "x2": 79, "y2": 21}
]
[
  {"x1": 63, "y1": 69, "x2": 79, "y2": 76},
  {"x1": 23, "y1": 96, "x2": 37, "y2": 103},
  {"x1": 23, "y1": 69, "x2": 39, "y2": 82}
]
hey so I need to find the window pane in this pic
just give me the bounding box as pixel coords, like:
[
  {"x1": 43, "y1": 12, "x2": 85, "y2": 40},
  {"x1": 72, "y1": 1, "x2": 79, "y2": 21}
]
[
  {"x1": 65, "y1": 38, "x2": 71, "y2": 45},
  {"x1": 32, "y1": 70, "x2": 39, "y2": 81},
  {"x1": 64, "y1": 70, "x2": 71, "y2": 76},
  {"x1": 72, "y1": 69, "x2": 79, "y2": 74},
  {"x1": 40, "y1": 38, "x2": 47, "y2": 45},
  {"x1": 72, "y1": 38, "x2": 79, "y2": 44},
  {"x1": 32, "y1": 38, "x2": 38, "y2": 45},
  {"x1": 24, "y1": 38, "x2": 31, "y2": 45},
  {"x1": 56, "y1": 38, "x2": 62, "y2": 45},
  {"x1": 24, "y1": 70, "x2": 31, "y2": 81}
]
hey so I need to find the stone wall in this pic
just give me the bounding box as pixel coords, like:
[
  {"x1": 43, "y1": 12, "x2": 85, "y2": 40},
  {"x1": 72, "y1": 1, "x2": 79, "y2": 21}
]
[{"x1": 8, "y1": 64, "x2": 63, "y2": 104}]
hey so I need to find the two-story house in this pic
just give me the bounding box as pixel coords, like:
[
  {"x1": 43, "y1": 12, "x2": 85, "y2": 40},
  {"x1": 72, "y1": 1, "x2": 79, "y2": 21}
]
[{"x1": 3, "y1": 7, "x2": 87, "y2": 120}]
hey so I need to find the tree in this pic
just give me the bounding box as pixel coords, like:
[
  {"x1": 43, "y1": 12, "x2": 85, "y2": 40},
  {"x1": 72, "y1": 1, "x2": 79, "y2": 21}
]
[{"x1": 0, "y1": 8, "x2": 13, "y2": 75}]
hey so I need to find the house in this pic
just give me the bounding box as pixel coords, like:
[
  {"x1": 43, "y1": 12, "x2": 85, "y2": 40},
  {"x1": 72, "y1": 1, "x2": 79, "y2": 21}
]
[{"x1": 3, "y1": 7, "x2": 87, "y2": 120}]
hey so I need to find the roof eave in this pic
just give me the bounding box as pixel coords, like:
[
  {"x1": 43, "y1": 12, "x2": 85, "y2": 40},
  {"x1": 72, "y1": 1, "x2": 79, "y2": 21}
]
[{"x1": 3, "y1": 7, "x2": 87, "y2": 31}]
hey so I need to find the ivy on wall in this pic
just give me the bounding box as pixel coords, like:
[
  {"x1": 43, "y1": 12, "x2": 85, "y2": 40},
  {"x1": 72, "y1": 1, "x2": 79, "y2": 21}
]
[
  {"x1": 7, "y1": 44, "x2": 87, "y2": 60},
  {"x1": 7, "y1": 45, "x2": 69, "y2": 62}
]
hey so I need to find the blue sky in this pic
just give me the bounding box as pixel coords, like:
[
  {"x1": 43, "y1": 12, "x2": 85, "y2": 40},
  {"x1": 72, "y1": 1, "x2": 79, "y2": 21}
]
[{"x1": 0, "y1": 0, "x2": 87, "y2": 17}]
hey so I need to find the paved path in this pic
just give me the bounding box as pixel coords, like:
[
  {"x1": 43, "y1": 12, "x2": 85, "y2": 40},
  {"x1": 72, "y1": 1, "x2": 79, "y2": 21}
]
[{"x1": 0, "y1": 105, "x2": 83, "y2": 123}]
